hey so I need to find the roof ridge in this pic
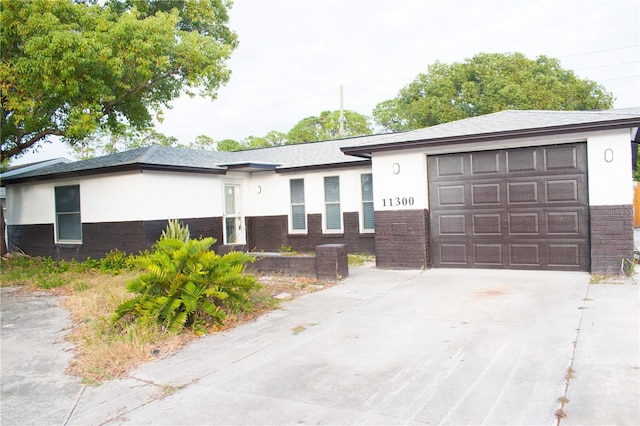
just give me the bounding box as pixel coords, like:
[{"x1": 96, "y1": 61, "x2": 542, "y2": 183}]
[{"x1": 135, "y1": 145, "x2": 160, "y2": 163}]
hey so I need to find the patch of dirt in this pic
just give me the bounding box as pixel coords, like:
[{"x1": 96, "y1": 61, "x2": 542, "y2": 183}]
[{"x1": 256, "y1": 274, "x2": 336, "y2": 299}]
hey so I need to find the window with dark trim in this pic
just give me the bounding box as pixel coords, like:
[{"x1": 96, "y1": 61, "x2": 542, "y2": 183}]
[
  {"x1": 54, "y1": 185, "x2": 82, "y2": 242},
  {"x1": 361, "y1": 173, "x2": 374, "y2": 231},
  {"x1": 324, "y1": 176, "x2": 342, "y2": 232},
  {"x1": 290, "y1": 178, "x2": 306, "y2": 232}
]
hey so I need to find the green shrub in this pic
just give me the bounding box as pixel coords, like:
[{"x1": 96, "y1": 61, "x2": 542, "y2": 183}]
[
  {"x1": 100, "y1": 249, "x2": 131, "y2": 272},
  {"x1": 162, "y1": 218, "x2": 190, "y2": 242},
  {"x1": 82, "y1": 257, "x2": 101, "y2": 270},
  {"x1": 113, "y1": 235, "x2": 260, "y2": 334}
]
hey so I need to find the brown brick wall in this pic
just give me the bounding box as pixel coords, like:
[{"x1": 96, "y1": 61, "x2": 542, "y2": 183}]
[
  {"x1": 7, "y1": 217, "x2": 224, "y2": 261},
  {"x1": 590, "y1": 205, "x2": 634, "y2": 275},
  {"x1": 374, "y1": 209, "x2": 430, "y2": 269},
  {"x1": 316, "y1": 244, "x2": 349, "y2": 280},
  {"x1": 7, "y1": 224, "x2": 55, "y2": 257},
  {"x1": 246, "y1": 212, "x2": 375, "y2": 254},
  {"x1": 248, "y1": 244, "x2": 349, "y2": 280},
  {"x1": 248, "y1": 253, "x2": 317, "y2": 277}
]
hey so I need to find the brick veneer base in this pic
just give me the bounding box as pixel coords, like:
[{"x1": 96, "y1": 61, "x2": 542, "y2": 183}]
[
  {"x1": 590, "y1": 204, "x2": 634, "y2": 275},
  {"x1": 374, "y1": 209, "x2": 429, "y2": 269},
  {"x1": 246, "y1": 212, "x2": 375, "y2": 254},
  {"x1": 7, "y1": 217, "x2": 223, "y2": 261}
]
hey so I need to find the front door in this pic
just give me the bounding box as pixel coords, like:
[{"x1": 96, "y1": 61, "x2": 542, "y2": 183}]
[{"x1": 223, "y1": 183, "x2": 245, "y2": 245}]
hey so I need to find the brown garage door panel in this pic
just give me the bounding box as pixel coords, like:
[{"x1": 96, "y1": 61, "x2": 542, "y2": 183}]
[
  {"x1": 435, "y1": 240, "x2": 587, "y2": 269},
  {"x1": 432, "y1": 207, "x2": 589, "y2": 239},
  {"x1": 428, "y1": 143, "x2": 589, "y2": 271}
]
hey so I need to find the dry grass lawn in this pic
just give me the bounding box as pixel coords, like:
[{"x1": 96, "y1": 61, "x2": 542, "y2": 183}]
[{"x1": 1, "y1": 262, "x2": 331, "y2": 385}]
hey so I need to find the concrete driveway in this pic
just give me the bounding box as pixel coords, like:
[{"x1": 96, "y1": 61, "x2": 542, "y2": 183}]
[{"x1": 2, "y1": 267, "x2": 638, "y2": 425}]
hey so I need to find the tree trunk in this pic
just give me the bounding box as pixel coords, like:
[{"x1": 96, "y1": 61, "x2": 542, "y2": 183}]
[{"x1": 1, "y1": 205, "x2": 7, "y2": 257}]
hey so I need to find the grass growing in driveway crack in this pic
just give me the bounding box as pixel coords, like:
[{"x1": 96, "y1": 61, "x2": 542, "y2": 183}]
[
  {"x1": 292, "y1": 322, "x2": 319, "y2": 335},
  {"x1": 556, "y1": 280, "x2": 592, "y2": 425}
]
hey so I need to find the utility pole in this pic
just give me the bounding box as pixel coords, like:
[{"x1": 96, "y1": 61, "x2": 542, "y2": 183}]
[{"x1": 339, "y1": 84, "x2": 346, "y2": 138}]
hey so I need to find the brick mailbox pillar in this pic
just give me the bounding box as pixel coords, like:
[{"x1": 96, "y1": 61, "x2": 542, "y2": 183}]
[{"x1": 316, "y1": 244, "x2": 349, "y2": 280}]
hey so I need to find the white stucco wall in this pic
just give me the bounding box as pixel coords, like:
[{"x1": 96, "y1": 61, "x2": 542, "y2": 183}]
[
  {"x1": 80, "y1": 172, "x2": 144, "y2": 222},
  {"x1": 6, "y1": 165, "x2": 375, "y2": 227},
  {"x1": 245, "y1": 166, "x2": 373, "y2": 218},
  {"x1": 586, "y1": 129, "x2": 633, "y2": 206},
  {"x1": 371, "y1": 150, "x2": 428, "y2": 210},
  {"x1": 5, "y1": 182, "x2": 54, "y2": 225},
  {"x1": 139, "y1": 170, "x2": 224, "y2": 220}
]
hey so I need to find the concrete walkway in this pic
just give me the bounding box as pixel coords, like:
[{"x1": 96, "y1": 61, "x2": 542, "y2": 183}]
[{"x1": 1, "y1": 267, "x2": 638, "y2": 425}]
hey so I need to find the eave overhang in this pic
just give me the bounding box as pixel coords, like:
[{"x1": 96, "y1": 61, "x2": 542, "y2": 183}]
[
  {"x1": 274, "y1": 159, "x2": 371, "y2": 173},
  {"x1": 341, "y1": 117, "x2": 640, "y2": 157},
  {"x1": 219, "y1": 162, "x2": 281, "y2": 172},
  {"x1": 1, "y1": 163, "x2": 227, "y2": 186}
]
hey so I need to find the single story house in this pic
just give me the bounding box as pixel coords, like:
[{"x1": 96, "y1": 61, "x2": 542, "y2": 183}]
[{"x1": 2, "y1": 108, "x2": 639, "y2": 274}]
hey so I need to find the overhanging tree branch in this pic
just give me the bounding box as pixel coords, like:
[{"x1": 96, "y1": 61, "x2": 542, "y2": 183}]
[{"x1": 1, "y1": 129, "x2": 65, "y2": 161}]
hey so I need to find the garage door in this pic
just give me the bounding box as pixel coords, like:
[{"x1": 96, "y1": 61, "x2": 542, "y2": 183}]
[{"x1": 428, "y1": 143, "x2": 589, "y2": 271}]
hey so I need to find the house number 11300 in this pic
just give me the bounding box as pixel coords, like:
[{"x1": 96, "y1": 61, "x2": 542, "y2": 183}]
[{"x1": 383, "y1": 197, "x2": 415, "y2": 207}]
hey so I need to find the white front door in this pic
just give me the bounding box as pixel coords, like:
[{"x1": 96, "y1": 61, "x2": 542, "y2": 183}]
[{"x1": 223, "y1": 183, "x2": 245, "y2": 244}]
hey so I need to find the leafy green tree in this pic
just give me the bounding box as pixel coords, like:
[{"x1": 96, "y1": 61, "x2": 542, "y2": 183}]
[
  {"x1": 373, "y1": 52, "x2": 615, "y2": 132},
  {"x1": 71, "y1": 127, "x2": 184, "y2": 159},
  {"x1": 287, "y1": 110, "x2": 373, "y2": 144},
  {"x1": 1, "y1": 0, "x2": 237, "y2": 161},
  {"x1": 240, "y1": 131, "x2": 287, "y2": 149},
  {"x1": 214, "y1": 131, "x2": 288, "y2": 152},
  {"x1": 242, "y1": 135, "x2": 273, "y2": 150},
  {"x1": 189, "y1": 134, "x2": 217, "y2": 151},
  {"x1": 216, "y1": 139, "x2": 243, "y2": 152}
]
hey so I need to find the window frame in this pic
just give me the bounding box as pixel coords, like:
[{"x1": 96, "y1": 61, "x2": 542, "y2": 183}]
[
  {"x1": 289, "y1": 178, "x2": 307, "y2": 234},
  {"x1": 54, "y1": 184, "x2": 82, "y2": 244},
  {"x1": 360, "y1": 173, "x2": 375, "y2": 233},
  {"x1": 323, "y1": 175, "x2": 342, "y2": 233},
  {"x1": 222, "y1": 181, "x2": 246, "y2": 245}
]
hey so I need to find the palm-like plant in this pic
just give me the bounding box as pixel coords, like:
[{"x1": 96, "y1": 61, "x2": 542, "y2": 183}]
[{"x1": 114, "y1": 221, "x2": 259, "y2": 333}]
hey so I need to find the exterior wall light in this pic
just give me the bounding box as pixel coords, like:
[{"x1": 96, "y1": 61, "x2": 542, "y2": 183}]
[
  {"x1": 604, "y1": 148, "x2": 614, "y2": 163},
  {"x1": 392, "y1": 163, "x2": 400, "y2": 174},
  {"x1": 256, "y1": 185, "x2": 262, "y2": 194}
]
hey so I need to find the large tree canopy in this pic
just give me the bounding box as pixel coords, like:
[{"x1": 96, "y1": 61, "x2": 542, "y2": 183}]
[
  {"x1": 373, "y1": 52, "x2": 615, "y2": 132},
  {"x1": 287, "y1": 110, "x2": 372, "y2": 144},
  {"x1": 0, "y1": 0, "x2": 237, "y2": 161}
]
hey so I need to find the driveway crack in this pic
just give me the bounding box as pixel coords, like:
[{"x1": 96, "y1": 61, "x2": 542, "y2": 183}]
[
  {"x1": 556, "y1": 281, "x2": 592, "y2": 425},
  {"x1": 63, "y1": 384, "x2": 87, "y2": 426}
]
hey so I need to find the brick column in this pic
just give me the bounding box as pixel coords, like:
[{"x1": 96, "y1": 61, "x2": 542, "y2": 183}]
[
  {"x1": 374, "y1": 209, "x2": 429, "y2": 269},
  {"x1": 316, "y1": 244, "x2": 348, "y2": 280},
  {"x1": 590, "y1": 205, "x2": 634, "y2": 275}
]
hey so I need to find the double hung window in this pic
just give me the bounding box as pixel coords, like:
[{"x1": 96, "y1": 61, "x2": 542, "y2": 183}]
[
  {"x1": 324, "y1": 176, "x2": 342, "y2": 232},
  {"x1": 361, "y1": 173, "x2": 374, "y2": 232},
  {"x1": 55, "y1": 185, "x2": 82, "y2": 242},
  {"x1": 290, "y1": 179, "x2": 306, "y2": 232}
]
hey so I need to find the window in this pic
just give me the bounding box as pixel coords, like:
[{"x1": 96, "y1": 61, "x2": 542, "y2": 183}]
[
  {"x1": 324, "y1": 176, "x2": 342, "y2": 231},
  {"x1": 290, "y1": 179, "x2": 306, "y2": 232},
  {"x1": 361, "y1": 173, "x2": 374, "y2": 231},
  {"x1": 223, "y1": 183, "x2": 245, "y2": 244},
  {"x1": 55, "y1": 185, "x2": 81, "y2": 242}
]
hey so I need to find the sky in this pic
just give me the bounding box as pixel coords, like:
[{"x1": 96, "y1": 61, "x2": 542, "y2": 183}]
[{"x1": 13, "y1": 0, "x2": 640, "y2": 165}]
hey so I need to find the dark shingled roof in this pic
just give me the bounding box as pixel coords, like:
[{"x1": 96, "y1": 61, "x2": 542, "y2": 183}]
[
  {"x1": 1, "y1": 137, "x2": 373, "y2": 183},
  {"x1": 3, "y1": 108, "x2": 639, "y2": 184},
  {"x1": 342, "y1": 108, "x2": 640, "y2": 155}
]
